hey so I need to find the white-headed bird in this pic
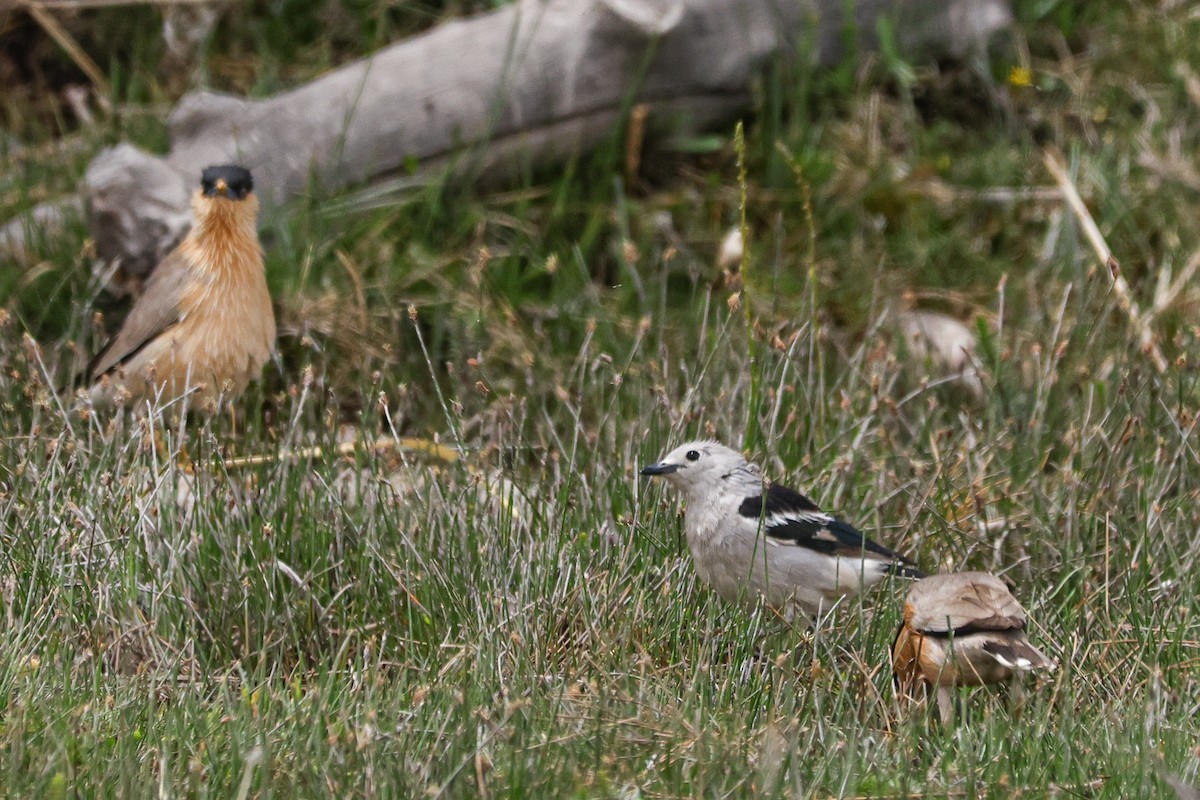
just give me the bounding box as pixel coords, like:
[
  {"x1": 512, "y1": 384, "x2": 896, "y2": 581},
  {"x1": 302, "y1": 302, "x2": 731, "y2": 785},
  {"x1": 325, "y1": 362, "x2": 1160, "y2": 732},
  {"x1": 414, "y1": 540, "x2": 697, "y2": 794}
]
[
  {"x1": 640, "y1": 440, "x2": 922, "y2": 621},
  {"x1": 892, "y1": 571, "x2": 1055, "y2": 721},
  {"x1": 85, "y1": 164, "x2": 275, "y2": 413}
]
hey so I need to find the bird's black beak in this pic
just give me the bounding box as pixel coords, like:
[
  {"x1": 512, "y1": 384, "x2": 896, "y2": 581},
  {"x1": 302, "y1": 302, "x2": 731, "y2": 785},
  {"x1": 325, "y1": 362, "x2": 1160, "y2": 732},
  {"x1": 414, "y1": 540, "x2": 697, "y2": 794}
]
[{"x1": 640, "y1": 463, "x2": 679, "y2": 477}]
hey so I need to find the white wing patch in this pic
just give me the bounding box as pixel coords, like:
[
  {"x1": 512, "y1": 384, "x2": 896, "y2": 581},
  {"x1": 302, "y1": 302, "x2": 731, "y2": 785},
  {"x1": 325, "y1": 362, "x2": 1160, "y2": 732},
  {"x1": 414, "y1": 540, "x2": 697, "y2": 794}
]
[
  {"x1": 986, "y1": 651, "x2": 1033, "y2": 670},
  {"x1": 763, "y1": 511, "x2": 836, "y2": 545}
]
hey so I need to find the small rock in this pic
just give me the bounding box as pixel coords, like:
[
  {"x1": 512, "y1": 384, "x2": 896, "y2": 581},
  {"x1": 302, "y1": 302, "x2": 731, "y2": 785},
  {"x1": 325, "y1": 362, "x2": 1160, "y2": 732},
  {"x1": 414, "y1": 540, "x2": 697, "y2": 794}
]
[{"x1": 896, "y1": 310, "x2": 984, "y2": 398}]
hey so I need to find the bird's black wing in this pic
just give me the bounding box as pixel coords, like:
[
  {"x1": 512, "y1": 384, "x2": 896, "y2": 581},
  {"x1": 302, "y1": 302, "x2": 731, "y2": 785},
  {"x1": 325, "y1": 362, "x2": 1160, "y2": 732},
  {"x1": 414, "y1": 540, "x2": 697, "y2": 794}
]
[
  {"x1": 739, "y1": 483, "x2": 923, "y2": 576},
  {"x1": 86, "y1": 248, "x2": 191, "y2": 379}
]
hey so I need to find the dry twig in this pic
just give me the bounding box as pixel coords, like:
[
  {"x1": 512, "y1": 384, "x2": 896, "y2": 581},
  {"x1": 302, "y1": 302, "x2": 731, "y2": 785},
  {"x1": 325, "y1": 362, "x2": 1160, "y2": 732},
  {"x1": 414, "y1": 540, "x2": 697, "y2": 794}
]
[{"x1": 221, "y1": 435, "x2": 459, "y2": 469}]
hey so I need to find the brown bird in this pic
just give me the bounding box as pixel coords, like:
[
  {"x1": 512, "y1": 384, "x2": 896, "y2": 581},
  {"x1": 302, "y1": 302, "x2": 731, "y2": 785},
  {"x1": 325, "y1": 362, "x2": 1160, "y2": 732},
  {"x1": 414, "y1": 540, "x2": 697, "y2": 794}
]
[
  {"x1": 891, "y1": 571, "x2": 1054, "y2": 722},
  {"x1": 85, "y1": 165, "x2": 275, "y2": 413}
]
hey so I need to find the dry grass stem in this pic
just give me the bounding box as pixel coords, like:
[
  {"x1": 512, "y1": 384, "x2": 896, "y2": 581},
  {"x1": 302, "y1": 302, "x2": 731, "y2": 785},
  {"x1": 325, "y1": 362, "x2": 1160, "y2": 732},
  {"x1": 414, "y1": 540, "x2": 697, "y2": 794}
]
[
  {"x1": 20, "y1": 1, "x2": 112, "y2": 99},
  {"x1": 1042, "y1": 149, "x2": 1168, "y2": 373}
]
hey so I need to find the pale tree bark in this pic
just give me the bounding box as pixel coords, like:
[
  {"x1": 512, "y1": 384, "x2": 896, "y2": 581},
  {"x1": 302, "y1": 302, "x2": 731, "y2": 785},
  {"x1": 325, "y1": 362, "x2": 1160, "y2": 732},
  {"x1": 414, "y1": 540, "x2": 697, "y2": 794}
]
[{"x1": 1, "y1": 0, "x2": 1011, "y2": 275}]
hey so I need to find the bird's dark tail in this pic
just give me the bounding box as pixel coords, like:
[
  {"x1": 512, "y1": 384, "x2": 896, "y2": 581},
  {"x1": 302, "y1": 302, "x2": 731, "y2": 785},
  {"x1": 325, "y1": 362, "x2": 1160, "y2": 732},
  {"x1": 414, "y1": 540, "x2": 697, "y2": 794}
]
[
  {"x1": 982, "y1": 636, "x2": 1055, "y2": 670},
  {"x1": 885, "y1": 560, "x2": 925, "y2": 580}
]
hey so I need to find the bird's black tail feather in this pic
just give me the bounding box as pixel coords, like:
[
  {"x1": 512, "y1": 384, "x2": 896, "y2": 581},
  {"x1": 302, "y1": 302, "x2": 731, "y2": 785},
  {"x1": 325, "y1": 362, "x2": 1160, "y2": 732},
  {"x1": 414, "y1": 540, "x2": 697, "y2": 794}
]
[{"x1": 885, "y1": 560, "x2": 925, "y2": 580}]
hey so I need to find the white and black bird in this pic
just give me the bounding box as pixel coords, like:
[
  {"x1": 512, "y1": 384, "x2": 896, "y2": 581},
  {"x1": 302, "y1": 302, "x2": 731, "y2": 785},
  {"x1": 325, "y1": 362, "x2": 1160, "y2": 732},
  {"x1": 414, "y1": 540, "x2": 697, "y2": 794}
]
[{"x1": 640, "y1": 440, "x2": 923, "y2": 620}]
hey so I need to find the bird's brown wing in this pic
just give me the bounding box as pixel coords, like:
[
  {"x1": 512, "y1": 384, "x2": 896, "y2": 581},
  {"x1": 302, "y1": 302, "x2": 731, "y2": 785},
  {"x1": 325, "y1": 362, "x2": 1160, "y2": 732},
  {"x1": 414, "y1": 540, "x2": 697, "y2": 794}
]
[
  {"x1": 905, "y1": 571, "x2": 1027, "y2": 634},
  {"x1": 86, "y1": 248, "x2": 192, "y2": 380}
]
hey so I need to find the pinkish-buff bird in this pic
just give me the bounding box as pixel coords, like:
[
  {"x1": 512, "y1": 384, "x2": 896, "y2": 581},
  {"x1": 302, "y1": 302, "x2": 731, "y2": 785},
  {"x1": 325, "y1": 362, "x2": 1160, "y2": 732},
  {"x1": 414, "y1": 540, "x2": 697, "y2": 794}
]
[
  {"x1": 892, "y1": 571, "x2": 1054, "y2": 722},
  {"x1": 86, "y1": 165, "x2": 275, "y2": 413}
]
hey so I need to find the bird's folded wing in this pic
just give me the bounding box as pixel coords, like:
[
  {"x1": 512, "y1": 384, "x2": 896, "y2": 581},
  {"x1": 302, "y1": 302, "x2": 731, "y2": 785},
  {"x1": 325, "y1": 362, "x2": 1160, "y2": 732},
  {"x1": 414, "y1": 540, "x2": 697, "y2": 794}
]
[
  {"x1": 982, "y1": 636, "x2": 1053, "y2": 669},
  {"x1": 907, "y1": 573, "x2": 1026, "y2": 634},
  {"x1": 86, "y1": 249, "x2": 191, "y2": 379},
  {"x1": 739, "y1": 483, "x2": 918, "y2": 567},
  {"x1": 741, "y1": 482, "x2": 823, "y2": 515}
]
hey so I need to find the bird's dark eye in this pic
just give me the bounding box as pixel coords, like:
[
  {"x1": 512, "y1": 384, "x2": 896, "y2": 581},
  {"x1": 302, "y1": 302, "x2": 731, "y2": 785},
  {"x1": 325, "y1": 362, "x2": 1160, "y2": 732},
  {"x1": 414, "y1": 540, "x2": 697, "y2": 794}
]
[{"x1": 686, "y1": 450, "x2": 700, "y2": 461}]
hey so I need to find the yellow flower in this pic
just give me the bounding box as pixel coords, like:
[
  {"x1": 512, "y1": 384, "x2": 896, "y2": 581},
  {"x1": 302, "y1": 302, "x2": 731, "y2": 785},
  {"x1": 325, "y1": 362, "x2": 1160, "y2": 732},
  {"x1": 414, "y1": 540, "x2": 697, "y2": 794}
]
[{"x1": 1008, "y1": 66, "x2": 1033, "y2": 88}]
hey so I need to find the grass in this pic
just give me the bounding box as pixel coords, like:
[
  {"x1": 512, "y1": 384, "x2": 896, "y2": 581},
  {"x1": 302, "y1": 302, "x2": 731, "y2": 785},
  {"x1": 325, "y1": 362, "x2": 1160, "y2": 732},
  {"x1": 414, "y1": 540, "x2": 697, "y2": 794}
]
[{"x1": 3, "y1": 0, "x2": 1200, "y2": 796}]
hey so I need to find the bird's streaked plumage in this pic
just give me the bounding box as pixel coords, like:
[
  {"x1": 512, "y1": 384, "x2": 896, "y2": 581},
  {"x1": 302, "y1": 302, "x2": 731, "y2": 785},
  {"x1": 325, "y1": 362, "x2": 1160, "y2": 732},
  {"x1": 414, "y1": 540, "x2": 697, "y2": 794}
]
[
  {"x1": 86, "y1": 165, "x2": 275, "y2": 412},
  {"x1": 641, "y1": 440, "x2": 922, "y2": 619},
  {"x1": 892, "y1": 571, "x2": 1054, "y2": 720}
]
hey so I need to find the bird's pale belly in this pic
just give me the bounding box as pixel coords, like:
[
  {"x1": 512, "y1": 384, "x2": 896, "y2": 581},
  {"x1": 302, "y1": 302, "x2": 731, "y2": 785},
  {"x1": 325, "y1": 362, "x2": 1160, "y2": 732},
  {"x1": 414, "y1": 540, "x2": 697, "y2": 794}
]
[
  {"x1": 688, "y1": 532, "x2": 868, "y2": 617},
  {"x1": 111, "y1": 309, "x2": 271, "y2": 411}
]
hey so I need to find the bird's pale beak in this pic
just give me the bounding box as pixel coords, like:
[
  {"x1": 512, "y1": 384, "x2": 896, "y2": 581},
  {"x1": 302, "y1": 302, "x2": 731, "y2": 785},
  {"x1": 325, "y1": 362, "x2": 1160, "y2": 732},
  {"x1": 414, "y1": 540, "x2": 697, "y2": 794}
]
[
  {"x1": 640, "y1": 462, "x2": 679, "y2": 476},
  {"x1": 214, "y1": 178, "x2": 229, "y2": 197}
]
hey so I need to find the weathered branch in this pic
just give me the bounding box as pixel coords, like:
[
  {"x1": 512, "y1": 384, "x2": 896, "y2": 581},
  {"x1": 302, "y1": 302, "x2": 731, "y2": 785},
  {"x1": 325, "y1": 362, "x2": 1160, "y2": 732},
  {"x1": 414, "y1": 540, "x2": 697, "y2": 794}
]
[{"x1": 2, "y1": 0, "x2": 1011, "y2": 273}]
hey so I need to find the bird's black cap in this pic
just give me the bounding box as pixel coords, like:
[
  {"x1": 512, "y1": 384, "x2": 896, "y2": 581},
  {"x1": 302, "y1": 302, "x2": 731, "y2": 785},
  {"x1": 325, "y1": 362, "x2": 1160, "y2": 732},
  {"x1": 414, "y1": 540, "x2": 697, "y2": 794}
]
[{"x1": 200, "y1": 165, "x2": 254, "y2": 200}]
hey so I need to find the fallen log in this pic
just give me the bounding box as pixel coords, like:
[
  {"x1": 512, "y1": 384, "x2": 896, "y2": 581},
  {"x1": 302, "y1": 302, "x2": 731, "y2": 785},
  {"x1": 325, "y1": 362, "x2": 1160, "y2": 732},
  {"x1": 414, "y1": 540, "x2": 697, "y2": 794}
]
[{"x1": 1, "y1": 0, "x2": 1011, "y2": 274}]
